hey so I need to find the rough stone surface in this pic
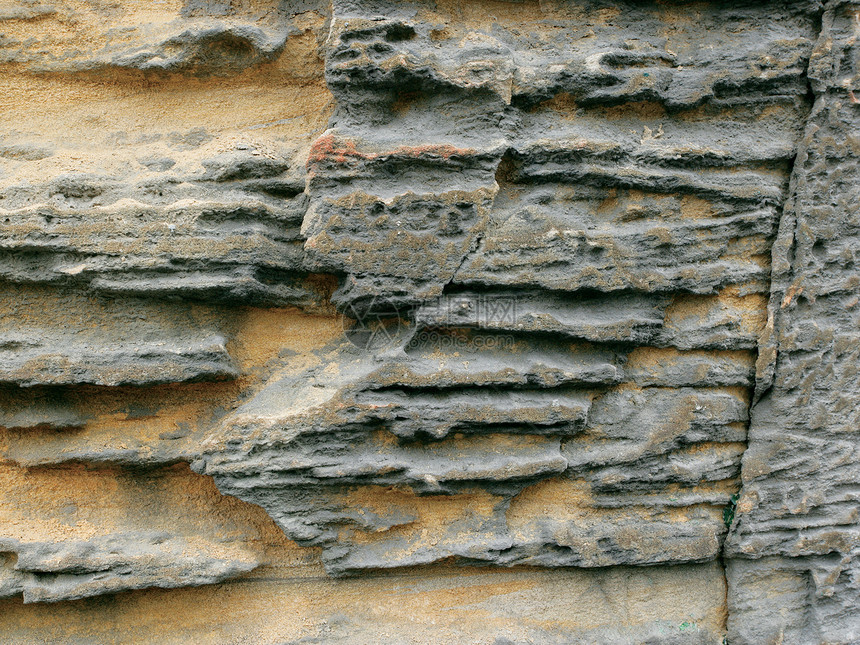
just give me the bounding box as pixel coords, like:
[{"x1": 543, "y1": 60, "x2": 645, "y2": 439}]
[
  {"x1": 724, "y1": 2, "x2": 860, "y2": 643},
  {"x1": 0, "y1": 0, "x2": 857, "y2": 642}
]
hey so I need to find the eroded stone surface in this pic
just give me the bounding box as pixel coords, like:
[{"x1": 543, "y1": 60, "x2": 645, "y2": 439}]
[
  {"x1": 193, "y1": 326, "x2": 752, "y2": 574},
  {"x1": 0, "y1": 562, "x2": 728, "y2": 644},
  {"x1": 0, "y1": 0, "x2": 333, "y2": 308},
  {"x1": 0, "y1": 462, "x2": 299, "y2": 603},
  {"x1": 195, "y1": 0, "x2": 814, "y2": 583},
  {"x1": 0, "y1": 0, "x2": 857, "y2": 643},
  {"x1": 725, "y1": 2, "x2": 860, "y2": 643}
]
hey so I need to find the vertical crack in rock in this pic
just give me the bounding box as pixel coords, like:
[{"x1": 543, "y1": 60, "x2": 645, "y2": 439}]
[{"x1": 725, "y1": 2, "x2": 860, "y2": 642}]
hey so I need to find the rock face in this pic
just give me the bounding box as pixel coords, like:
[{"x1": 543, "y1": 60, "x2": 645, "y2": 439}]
[
  {"x1": 0, "y1": 0, "x2": 858, "y2": 643},
  {"x1": 725, "y1": 3, "x2": 860, "y2": 643}
]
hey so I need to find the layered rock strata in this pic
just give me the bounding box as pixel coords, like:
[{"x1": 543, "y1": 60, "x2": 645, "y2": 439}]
[{"x1": 0, "y1": 0, "x2": 857, "y2": 643}]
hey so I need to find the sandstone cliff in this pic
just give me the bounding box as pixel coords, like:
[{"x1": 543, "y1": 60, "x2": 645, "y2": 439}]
[{"x1": 0, "y1": 0, "x2": 857, "y2": 643}]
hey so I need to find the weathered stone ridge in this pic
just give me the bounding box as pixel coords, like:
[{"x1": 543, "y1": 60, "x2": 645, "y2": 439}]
[
  {"x1": 0, "y1": 0, "x2": 857, "y2": 643},
  {"x1": 725, "y1": 2, "x2": 860, "y2": 642}
]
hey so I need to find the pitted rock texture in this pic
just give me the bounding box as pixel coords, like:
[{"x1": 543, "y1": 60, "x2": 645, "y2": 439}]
[
  {"x1": 198, "y1": 0, "x2": 813, "y2": 581},
  {"x1": 724, "y1": 2, "x2": 860, "y2": 643},
  {"x1": 305, "y1": 0, "x2": 817, "y2": 311},
  {"x1": 193, "y1": 323, "x2": 753, "y2": 575},
  {"x1": 1, "y1": 0, "x2": 858, "y2": 643}
]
